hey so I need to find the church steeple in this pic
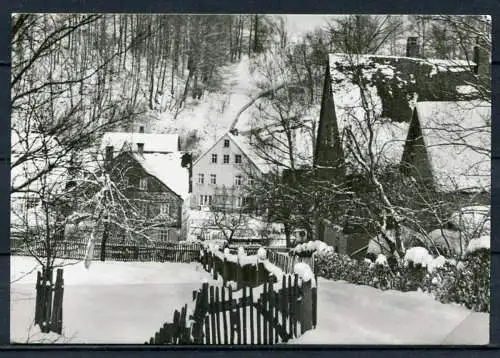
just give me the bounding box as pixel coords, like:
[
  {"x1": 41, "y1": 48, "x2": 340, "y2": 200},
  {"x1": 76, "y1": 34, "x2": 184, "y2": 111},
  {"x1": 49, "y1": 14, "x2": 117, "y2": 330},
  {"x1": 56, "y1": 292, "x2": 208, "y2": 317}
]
[{"x1": 314, "y1": 60, "x2": 344, "y2": 178}]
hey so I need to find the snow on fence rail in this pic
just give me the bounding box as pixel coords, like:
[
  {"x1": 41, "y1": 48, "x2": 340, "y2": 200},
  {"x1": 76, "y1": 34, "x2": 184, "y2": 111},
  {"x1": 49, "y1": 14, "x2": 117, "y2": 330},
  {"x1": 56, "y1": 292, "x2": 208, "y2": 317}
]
[
  {"x1": 11, "y1": 237, "x2": 201, "y2": 263},
  {"x1": 267, "y1": 250, "x2": 315, "y2": 275},
  {"x1": 200, "y1": 246, "x2": 316, "y2": 289},
  {"x1": 147, "y1": 275, "x2": 317, "y2": 344}
]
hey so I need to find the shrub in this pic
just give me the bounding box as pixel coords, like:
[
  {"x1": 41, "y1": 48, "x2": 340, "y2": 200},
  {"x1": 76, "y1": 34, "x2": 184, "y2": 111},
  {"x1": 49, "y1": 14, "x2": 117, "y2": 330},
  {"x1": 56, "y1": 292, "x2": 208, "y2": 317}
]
[
  {"x1": 422, "y1": 249, "x2": 490, "y2": 312},
  {"x1": 315, "y1": 249, "x2": 490, "y2": 312}
]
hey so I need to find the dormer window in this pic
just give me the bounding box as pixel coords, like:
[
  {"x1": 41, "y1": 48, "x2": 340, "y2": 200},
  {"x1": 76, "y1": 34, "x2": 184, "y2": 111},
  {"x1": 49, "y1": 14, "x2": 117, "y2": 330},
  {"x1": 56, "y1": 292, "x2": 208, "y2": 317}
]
[{"x1": 224, "y1": 139, "x2": 230, "y2": 148}]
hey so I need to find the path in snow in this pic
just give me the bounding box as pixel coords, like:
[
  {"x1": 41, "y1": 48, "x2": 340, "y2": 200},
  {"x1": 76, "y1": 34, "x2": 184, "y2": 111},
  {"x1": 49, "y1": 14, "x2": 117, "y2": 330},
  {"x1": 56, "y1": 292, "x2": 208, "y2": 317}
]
[
  {"x1": 290, "y1": 278, "x2": 488, "y2": 345},
  {"x1": 10, "y1": 256, "x2": 216, "y2": 344}
]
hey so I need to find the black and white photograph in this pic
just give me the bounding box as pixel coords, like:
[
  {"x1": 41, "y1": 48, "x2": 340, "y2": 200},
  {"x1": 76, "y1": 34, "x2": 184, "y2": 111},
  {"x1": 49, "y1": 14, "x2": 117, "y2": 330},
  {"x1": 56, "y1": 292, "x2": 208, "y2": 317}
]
[{"x1": 10, "y1": 14, "x2": 491, "y2": 345}]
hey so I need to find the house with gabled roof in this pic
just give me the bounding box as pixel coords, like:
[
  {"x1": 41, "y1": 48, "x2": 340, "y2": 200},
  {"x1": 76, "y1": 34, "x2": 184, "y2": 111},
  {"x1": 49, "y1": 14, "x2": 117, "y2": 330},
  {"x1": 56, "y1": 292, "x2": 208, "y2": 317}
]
[
  {"x1": 103, "y1": 134, "x2": 189, "y2": 243},
  {"x1": 314, "y1": 37, "x2": 490, "y2": 258},
  {"x1": 182, "y1": 129, "x2": 275, "y2": 243}
]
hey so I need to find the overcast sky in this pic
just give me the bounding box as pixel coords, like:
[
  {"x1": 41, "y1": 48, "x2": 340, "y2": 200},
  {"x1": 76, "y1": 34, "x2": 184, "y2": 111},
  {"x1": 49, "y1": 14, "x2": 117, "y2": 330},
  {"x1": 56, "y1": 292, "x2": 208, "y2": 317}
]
[{"x1": 281, "y1": 15, "x2": 332, "y2": 36}]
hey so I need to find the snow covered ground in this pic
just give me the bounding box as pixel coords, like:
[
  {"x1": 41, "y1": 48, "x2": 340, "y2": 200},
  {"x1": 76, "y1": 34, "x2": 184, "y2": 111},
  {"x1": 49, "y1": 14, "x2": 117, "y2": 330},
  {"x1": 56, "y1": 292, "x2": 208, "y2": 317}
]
[
  {"x1": 11, "y1": 257, "x2": 488, "y2": 345},
  {"x1": 10, "y1": 256, "x2": 216, "y2": 344},
  {"x1": 289, "y1": 278, "x2": 489, "y2": 345}
]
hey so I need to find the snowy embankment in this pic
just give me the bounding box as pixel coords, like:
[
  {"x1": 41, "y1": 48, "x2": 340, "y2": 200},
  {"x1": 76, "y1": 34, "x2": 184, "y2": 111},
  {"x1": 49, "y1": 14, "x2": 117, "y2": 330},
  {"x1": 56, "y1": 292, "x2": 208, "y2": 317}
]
[
  {"x1": 11, "y1": 256, "x2": 216, "y2": 344},
  {"x1": 289, "y1": 277, "x2": 488, "y2": 345}
]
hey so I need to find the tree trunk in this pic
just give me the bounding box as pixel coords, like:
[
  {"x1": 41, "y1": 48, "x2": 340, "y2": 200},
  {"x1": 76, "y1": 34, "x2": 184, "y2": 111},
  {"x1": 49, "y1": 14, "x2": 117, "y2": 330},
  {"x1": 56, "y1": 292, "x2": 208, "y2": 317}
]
[
  {"x1": 284, "y1": 222, "x2": 292, "y2": 248},
  {"x1": 100, "y1": 222, "x2": 109, "y2": 261}
]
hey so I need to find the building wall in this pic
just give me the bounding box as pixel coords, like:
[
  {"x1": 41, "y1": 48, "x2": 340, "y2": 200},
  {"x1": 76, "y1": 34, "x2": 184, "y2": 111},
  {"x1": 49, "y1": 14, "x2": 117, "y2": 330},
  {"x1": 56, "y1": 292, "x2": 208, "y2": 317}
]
[
  {"x1": 191, "y1": 133, "x2": 257, "y2": 209},
  {"x1": 108, "y1": 153, "x2": 184, "y2": 242}
]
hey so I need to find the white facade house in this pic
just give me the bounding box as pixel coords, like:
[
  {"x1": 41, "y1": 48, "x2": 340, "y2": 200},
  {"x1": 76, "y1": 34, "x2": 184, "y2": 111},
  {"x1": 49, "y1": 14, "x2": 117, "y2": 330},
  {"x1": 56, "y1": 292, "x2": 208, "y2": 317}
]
[
  {"x1": 182, "y1": 130, "x2": 271, "y2": 242},
  {"x1": 188, "y1": 131, "x2": 267, "y2": 210}
]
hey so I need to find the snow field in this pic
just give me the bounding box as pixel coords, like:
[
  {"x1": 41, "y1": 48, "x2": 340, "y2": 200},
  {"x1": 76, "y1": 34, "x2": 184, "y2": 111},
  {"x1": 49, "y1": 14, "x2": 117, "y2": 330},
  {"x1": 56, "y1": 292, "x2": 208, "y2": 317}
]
[
  {"x1": 289, "y1": 278, "x2": 488, "y2": 345},
  {"x1": 11, "y1": 256, "x2": 217, "y2": 343}
]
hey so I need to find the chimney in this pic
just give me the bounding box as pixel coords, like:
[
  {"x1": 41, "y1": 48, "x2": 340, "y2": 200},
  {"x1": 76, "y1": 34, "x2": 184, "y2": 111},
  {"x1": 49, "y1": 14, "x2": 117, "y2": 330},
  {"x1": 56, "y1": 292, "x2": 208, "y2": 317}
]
[
  {"x1": 473, "y1": 36, "x2": 490, "y2": 76},
  {"x1": 406, "y1": 37, "x2": 419, "y2": 58},
  {"x1": 137, "y1": 143, "x2": 144, "y2": 155}
]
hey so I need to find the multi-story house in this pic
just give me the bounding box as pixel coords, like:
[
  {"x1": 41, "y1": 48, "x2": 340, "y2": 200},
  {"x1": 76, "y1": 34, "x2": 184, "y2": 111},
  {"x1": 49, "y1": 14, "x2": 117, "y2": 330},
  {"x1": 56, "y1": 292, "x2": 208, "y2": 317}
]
[
  {"x1": 182, "y1": 130, "x2": 270, "y2": 243},
  {"x1": 102, "y1": 131, "x2": 189, "y2": 243}
]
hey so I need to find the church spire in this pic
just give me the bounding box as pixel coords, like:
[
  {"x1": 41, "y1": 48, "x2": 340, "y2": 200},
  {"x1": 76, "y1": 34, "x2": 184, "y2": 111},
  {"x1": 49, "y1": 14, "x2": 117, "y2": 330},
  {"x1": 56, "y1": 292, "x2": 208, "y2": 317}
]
[{"x1": 314, "y1": 59, "x2": 344, "y2": 177}]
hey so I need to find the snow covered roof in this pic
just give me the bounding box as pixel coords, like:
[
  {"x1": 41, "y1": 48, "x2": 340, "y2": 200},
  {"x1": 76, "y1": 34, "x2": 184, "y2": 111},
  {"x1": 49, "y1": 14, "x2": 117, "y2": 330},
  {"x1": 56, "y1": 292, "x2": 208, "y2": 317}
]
[
  {"x1": 132, "y1": 152, "x2": 189, "y2": 199},
  {"x1": 325, "y1": 57, "x2": 410, "y2": 166},
  {"x1": 413, "y1": 101, "x2": 490, "y2": 192},
  {"x1": 101, "y1": 132, "x2": 180, "y2": 154},
  {"x1": 329, "y1": 53, "x2": 475, "y2": 74}
]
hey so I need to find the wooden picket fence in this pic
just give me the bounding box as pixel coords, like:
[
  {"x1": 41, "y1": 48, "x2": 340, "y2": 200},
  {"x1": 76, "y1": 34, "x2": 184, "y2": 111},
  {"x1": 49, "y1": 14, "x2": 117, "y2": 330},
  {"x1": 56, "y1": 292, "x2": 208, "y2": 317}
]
[
  {"x1": 11, "y1": 237, "x2": 201, "y2": 263},
  {"x1": 147, "y1": 275, "x2": 317, "y2": 345},
  {"x1": 267, "y1": 250, "x2": 315, "y2": 274},
  {"x1": 35, "y1": 268, "x2": 64, "y2": 334},
  {"x1": 200, "y1": 250, "x2": 273, "y2": 289}
]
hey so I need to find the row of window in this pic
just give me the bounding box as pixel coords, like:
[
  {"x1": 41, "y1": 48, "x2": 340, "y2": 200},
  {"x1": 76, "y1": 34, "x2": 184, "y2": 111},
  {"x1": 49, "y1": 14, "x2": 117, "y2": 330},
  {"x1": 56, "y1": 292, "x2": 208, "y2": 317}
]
[
  {"x1": 198, "y1": 195, "x2": 251, "y2": 207},
  {"x1": 211, "y1": 154, "x2": 242, "y2": 164},
  {"x1": 135, "y1": 201, "x2": 176, "y2": 217},
  {"x1": 197, "y1": 174, "x2": 252, "y2": 186}
]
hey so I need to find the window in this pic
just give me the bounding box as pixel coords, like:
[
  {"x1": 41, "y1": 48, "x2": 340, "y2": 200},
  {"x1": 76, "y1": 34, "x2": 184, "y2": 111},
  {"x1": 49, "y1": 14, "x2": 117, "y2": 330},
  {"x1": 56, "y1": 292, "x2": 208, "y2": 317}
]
[
  {"x1": 26, "y1": 197, "x2": 38, "y2": 209},
  {"x1": 247, "y1": 176, "x2": 254, "y2": 186},
  {"x1": 139, "y1": 126, "x2": 145, "y2": 133},
  {"x1": 105, "y1": 146, "x2": 114, "y2": 161},
  {"x1": 234, "y1": 175, "x2": 242, "y2": 186},
  {"x1": 139, "y1": 177, "x2": 148, "y2": 190},
  {"x1": 160, "y1": 203, "x2": 169, "y2": 215},
  {"x1": 199, "y1": 195, "x2": 213, "y2": 206},
  {"x1": 211, "y1": 154, "x2": 218, "y2": 163},
  {"x1": 235, "y1": 196, "x2": 243, "y2": 208},
  {"x1": 224, "y1": 139, "x2": 230, "y2": 148},
  {"x1": 223, "y1": 154, "x2": 230, "y2": 164},
  {"x1": 198, "y1": 173, "x2": 205, "y2": 184},
  {"x1": 160, "y1": 229, "x2": 169, "y2": 242},
  {"x1": 235, "y1": 154, "x2": 242, "y2": 164},
  {"x1": 210, "y1": 174, "x2": 217, "y2": 185}
]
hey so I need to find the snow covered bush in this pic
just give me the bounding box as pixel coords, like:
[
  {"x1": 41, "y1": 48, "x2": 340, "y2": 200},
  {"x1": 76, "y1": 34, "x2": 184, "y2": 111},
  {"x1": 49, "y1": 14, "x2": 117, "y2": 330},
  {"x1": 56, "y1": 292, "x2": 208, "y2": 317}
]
[
  {"x1": 315, "y1": 245, "x2": 490, "y2": 311},
  {"x1": 422, "y1": 248, "x2": 490, "y2": 312},
  {"x1": 290, "y1": 240, "x2": 334, "y2": 257},
  {"x1": 466, "y1": 236, "x2": 490, "y2": 255}
]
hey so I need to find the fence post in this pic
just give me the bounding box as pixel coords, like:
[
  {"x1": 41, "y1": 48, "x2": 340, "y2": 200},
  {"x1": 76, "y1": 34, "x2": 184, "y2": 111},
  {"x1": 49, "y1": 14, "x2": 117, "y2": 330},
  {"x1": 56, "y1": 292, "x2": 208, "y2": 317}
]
[
  {"x1": 50, "y1": 268, "x2": 64, "y2": 334},
  {"x1": 35, "y1": 271, "x2": 42, "y2": 326},
  {"x1": 301, "y1": 280, "x2": 313, "y2": 334}
]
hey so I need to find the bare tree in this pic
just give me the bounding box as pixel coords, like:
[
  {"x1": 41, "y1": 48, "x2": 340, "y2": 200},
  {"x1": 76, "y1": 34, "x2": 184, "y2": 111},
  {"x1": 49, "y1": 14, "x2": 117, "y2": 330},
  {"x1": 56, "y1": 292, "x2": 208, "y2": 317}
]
[{"x1": 327, "y1": 15, "x2": 404, "y2": 55}]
